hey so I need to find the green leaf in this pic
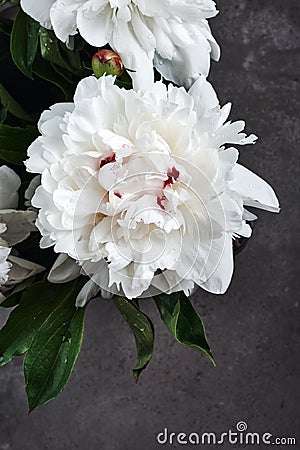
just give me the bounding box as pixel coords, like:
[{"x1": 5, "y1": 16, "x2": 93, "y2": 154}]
[
  {"x1": 39, "y1": 27, "x2": 85, "y2": 77},
  {"x1": 0, "y1": 280, "x2": 81, "y2": 367},
  {"x1": 0, "y1": 82, "x2": 35, "y2": 121},
  {"x1": 0, "y1": 104, "x2": 8, "y2": 123},
  {"x1": 10, "y1": 9, "x2": 40, "y2": 79},
  {"x1": 155, "y1": 292, "x2": 215, "y2": 365},
  {"x1": 114, "y1": 296, "x2": 154, "y2": 382},
  {"x1": 33, "y1": 53, "x2": 74, "y2": 101},
  {"x1": 39, "y1": 28, "x2": 72, "y2": 71},
  {"x1": 0, "y1": 124, "x2": 38, "y2": 164},
  {"x1": 24, "y1": 291, "x2": 86, "y2": 412},
  {"x1": 116, "y1": 70, "x2": 133, "y2": 89}
]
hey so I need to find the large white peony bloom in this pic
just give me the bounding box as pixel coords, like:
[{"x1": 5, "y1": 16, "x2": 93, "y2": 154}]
[
  {"x1": 25, "y1": 75, "x2": 279, "y2": 304},
  {"x1": 20, "y1": 0, "x2": 220, "y2": 89},
  {"x1": 0, "y1": 166, "x2": 44, "y2": 299}
]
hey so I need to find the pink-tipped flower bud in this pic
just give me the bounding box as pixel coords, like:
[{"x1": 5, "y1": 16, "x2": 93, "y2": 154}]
[{"x1": 92, "y1": 50, "x2": 124, "y2": 78}]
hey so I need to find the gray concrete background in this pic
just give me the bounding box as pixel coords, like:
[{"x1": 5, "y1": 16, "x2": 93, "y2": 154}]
[{"x1": 0, "y1": 0, "x2": 299, "y2": 449}]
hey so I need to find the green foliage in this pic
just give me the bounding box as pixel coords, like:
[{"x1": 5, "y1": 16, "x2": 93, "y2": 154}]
[
  {"x1": 0, "y1": 123, "x2": 38, "y2": 164},
  {"x1": 0, "y1": 279, "x2": 86, "y2": 411},
  {"x1": 155, "y1": 292, "x2": 215, "y2": 365},
  {"x1": 32, "y1": 52, "x2": 75, "y2": 101},
  {"x1": 0, "y1": 82, "x2": 35, "y2": 121},
  {"x1": 10, "y1": 9, "x2": 40, "y2": 79},
  {"x1": 24, "y1": 289, "x2": 86, "y2": 411},
  {"x1": 39, "y1": 27, "x2": 84, "y2": 76},
  {"x1": 114, "y1": 296, "x2": 154, "y2": 381},
  {"x1": 0, "y1": 104, "x2": 8, "y2": 123}
]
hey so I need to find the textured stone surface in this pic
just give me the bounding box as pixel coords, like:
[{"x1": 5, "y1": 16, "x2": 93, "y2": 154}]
[{"x1": 0, "y1": 0, "x2": 299, "y2": 449}]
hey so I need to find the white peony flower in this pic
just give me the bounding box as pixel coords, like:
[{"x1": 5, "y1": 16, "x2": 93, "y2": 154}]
[
  {"x1": 0, "y1": 166, "x2": 44, "y2": 298},
  {"x1": 20, "y1": 0, "x2": 220, "y2": 89},
  {"x1": 25, "y1": 75, "x2": 279, "y2": 305}
]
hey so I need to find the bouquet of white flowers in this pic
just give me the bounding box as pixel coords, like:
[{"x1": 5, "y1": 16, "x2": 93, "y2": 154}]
[{"x1": 0, "y1": 0, "x2": 279, "y2": 411}]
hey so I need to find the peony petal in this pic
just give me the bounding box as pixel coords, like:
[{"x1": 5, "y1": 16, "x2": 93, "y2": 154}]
[
  {"x1": 76, "y1": 259, "x2": 110, "y2": 306},
  {"x1": 48, "y1": 253, "x2": 81, "y2": 283},
  {"x1": 20, "y1": 0, "x2": 54, "y2": 24},
  {"x1": 0, "y1": 166, "x2": 20, "y2": 210},
  {"x1": 0, "y1": 210, "x2": 37, "y2": 246},
  {"x1": 7, "y1": 255, "x2": 44, "y2": 285},
  {"x1": 50, "y1": 2, "x2": 78, "y2": 43},
  {"x1": 0, "y1": 245, "x2": 11, "y2": 286},
  {"x1": 77, "y1": 4, "x2": 113, "y2": 47},
  {"x1": 199, "y1": 233, "x2": 234, "y2": 294},
  {"x1": 111, "y1": 19, "x2": 154, "y2": 90},
  {"x1": 188, "y1": 75, "x2": 219, "y2": 114},
  {"x1": 231, "y1": 164, "x2": 280, "y2": 213}
]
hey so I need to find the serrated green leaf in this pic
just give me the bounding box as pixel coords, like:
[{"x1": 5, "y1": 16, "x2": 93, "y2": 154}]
[
  {"x1": 0, "y1": 280, "x2": 82, "y2": 367},
  {"x1": 0, "y1": 82, "x2": 35, "y2": 121},
  {"x1": 114, "y1": 296, "x2": 154, "y2": 382},
  {"x1": 10, "y1": 9, "x2": 40, "y2": 79},
  {"x1": 0, "y1": 124, "x2": 38, "y2": 164},
  {"x1": 155, "y1": 292, "x2": 215, "y2": 365},
  {"x1": 24, "y1": 295, "x2": 86, "y2": 412}
]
